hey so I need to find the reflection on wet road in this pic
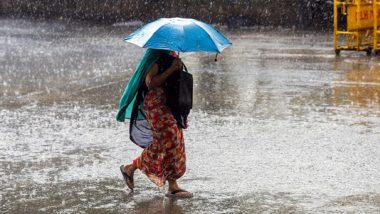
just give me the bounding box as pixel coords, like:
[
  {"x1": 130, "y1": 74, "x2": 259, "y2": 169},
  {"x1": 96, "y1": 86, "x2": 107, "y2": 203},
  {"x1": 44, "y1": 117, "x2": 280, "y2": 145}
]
[{"x1": 1, "y1": 19, "x2": 380, "y2": 213}]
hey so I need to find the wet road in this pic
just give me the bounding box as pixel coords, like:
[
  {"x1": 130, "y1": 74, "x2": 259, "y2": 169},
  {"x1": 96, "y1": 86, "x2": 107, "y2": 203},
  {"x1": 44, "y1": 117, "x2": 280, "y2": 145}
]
[{"x1": 1, "y1": 19, "x2": 380, "y2": 213}]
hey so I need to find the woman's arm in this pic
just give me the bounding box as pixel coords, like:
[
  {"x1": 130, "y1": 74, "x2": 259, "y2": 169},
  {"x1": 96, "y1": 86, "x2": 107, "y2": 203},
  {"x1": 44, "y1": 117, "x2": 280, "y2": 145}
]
[{"x1": 145, "y1": 58, "x2": 182, "y2": 89}]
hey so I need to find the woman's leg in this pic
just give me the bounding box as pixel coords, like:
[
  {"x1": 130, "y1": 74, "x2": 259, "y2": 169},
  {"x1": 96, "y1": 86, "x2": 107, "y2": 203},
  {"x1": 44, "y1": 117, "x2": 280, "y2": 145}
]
[
  {"x1": 168, "y1": 179, "x2": 180, "y2": 191},
  {"x1": 124, "y1": 163, "x2": 137, "y2": 176},
  {"x1": 124, "y1": 157, "x2": 139, "y2": 176}
]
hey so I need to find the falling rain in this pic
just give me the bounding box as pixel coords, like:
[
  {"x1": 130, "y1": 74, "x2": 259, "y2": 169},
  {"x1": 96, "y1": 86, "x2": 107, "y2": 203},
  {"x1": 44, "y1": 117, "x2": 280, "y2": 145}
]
[{"x1": 1, "y1": 1, "x2": 379, "y2": 213}]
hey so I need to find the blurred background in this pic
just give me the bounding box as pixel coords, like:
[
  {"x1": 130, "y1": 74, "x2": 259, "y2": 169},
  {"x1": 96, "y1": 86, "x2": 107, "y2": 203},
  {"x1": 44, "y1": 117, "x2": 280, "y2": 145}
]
[{"x1": 1, "y1": 0, "x2": 333, "y2": 30}]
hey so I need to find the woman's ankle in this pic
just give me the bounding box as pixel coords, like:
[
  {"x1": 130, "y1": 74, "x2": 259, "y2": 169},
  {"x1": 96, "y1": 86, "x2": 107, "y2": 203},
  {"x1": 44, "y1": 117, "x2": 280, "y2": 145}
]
[
  {"x1": 124, "y1": 164, "x2": 136, "y2": 174},
  {"x1": 168, "y1": 180, "x2": 180, "y2": 191}
]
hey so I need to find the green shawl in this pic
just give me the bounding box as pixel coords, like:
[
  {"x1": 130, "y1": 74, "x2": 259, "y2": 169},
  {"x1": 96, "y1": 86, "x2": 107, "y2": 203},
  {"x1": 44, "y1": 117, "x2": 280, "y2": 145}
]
[{"x1": 116, "y1": 49, "x2": 169, "y2": 122}]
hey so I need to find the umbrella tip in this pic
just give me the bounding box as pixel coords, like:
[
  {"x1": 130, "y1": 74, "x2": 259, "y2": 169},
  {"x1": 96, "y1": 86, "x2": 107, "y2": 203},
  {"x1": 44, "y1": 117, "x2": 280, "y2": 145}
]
[{"x1": 215, "y1": 53, "x2": 218, "y2": 62}]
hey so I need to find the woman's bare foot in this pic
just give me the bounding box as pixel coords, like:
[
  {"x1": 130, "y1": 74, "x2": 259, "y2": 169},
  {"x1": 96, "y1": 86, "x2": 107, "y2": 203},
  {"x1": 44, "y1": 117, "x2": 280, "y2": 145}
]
[
  {"x1": 167, "y1": 180, "x2": 193, "y2": 198},
  {"x1": 120, "y1": 164, "x2": 136, "y2": 190}
]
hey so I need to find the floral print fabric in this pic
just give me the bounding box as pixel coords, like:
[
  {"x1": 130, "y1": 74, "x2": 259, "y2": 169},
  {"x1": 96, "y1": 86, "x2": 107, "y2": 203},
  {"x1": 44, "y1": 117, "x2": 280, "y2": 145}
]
[{"x1": 133, "y1": 88, "x2": 186, "y2": 187}]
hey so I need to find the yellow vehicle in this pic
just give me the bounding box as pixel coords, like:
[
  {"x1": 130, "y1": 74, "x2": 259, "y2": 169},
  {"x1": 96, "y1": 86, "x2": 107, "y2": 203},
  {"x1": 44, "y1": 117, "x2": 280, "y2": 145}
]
[
  {"x1": 373, "y1": 0, "x2": 380, "y2": 53},
  {"x1": 334, "y1": 0, "x2": 375, "y2": 55}
]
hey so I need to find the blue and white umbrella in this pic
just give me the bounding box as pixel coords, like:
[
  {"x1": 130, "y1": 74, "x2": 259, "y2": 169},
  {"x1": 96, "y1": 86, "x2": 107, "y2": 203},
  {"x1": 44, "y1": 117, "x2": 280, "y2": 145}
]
[{"x1": 124, "y1": 17, "x2": 232, "y2": 53}]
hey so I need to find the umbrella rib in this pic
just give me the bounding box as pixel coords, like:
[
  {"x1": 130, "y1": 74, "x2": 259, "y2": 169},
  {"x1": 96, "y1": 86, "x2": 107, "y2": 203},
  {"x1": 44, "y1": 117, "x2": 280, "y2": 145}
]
[
  {"x1": 194, "y1": 20, "x2": 231, "y2": 52},
  {"x1": 202, "y1": 30, "x2": 222, "y2": 53},
  {"x1": 142, "y1": 23, "x2": 170, "y2": 50}
]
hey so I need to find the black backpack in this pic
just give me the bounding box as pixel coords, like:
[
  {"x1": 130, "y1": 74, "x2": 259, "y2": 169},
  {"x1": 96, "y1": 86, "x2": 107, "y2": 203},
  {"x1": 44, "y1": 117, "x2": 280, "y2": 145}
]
[{"x1": 157, "y1": 54, "x2": 193, "y2": 129}]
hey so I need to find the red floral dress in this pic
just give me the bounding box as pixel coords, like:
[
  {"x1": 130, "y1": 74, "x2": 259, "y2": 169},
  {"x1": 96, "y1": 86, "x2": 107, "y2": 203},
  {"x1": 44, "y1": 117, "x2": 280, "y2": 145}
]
[{"x1": 133, "y1": 88, "x2": 186, "y2": 187}]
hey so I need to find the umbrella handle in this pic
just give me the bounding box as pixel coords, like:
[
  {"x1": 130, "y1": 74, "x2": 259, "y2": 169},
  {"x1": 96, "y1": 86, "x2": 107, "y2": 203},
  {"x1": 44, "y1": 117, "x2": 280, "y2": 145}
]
[{"x1": 215, "y1": 53, "x2": 218, "y2": 62}]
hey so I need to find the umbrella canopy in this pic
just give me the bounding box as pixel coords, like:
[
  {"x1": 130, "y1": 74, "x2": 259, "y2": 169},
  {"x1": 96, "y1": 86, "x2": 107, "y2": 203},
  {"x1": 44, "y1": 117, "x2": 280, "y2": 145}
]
[{"x1": 124, "y1": 17, "x2": 232, "y2": 53}]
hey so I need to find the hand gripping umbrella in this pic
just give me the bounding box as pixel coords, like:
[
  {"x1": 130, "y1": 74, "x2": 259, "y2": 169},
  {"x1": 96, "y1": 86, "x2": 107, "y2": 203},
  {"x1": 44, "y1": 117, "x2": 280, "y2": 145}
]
[{"x1": 124, "y1": 17, "x2": 232, "y2": 54}]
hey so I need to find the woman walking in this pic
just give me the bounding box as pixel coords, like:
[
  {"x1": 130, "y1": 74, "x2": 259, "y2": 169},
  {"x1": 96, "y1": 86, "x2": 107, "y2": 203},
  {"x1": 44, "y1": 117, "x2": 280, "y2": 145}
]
[{"x1": 116, "y1": 49, "x2": 193, "y2": 198}]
